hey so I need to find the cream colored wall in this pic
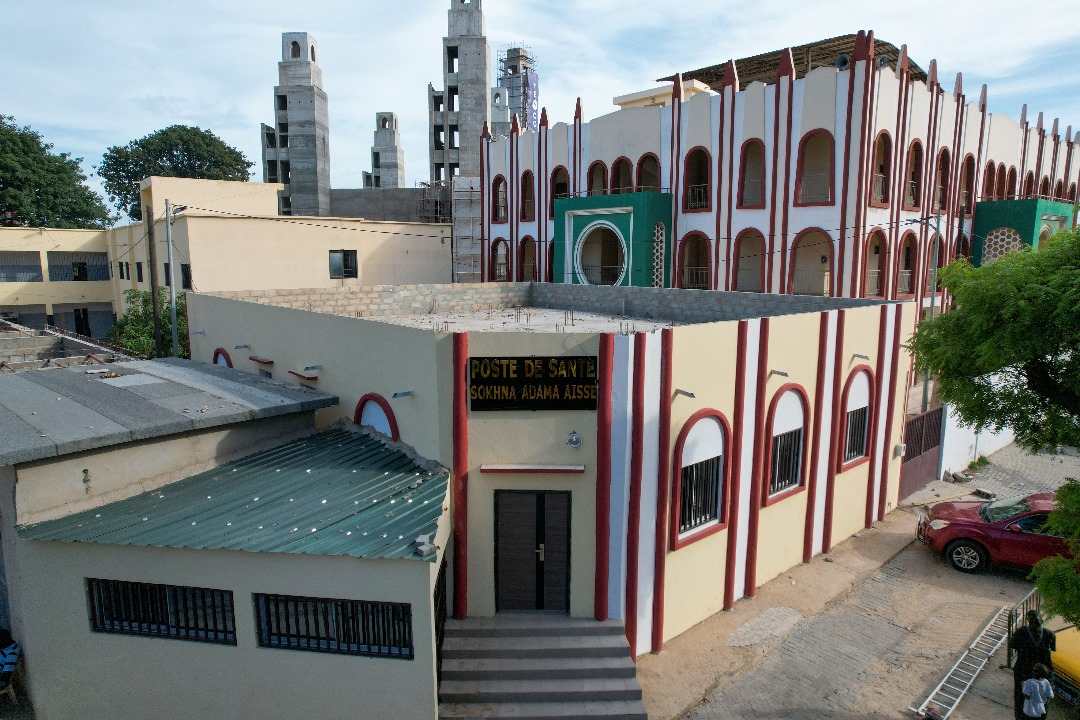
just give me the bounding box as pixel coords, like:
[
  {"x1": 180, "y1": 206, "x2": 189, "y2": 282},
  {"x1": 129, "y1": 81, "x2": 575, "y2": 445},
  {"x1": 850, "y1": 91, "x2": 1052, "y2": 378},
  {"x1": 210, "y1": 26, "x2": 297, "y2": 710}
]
[
  {"x1": 464, "y1": 332, "x2": 601, "y2": 618},
  {"x1": 139, "y1": 176, "x2": 281, "y2": 221},
  {"x1": 800, "y1": 67, "x2": 838, "y2": 132},
  {"x1": 186, "y1": 294, "x2": 449, "y2": 465},
  {"x1": 984, "y1": 114, "x2": 1023, "y2": 169},
  {"x1": 662, "y1": 321, "x2": 739, "y2": 640},
  {"x1": 684, "y1": 91, "x2": 715, "y2": 153},
  {"x1": 550, "y1": 122, "x2": 571, "y2": 174},
  {"x1": 0, "y1": 227, "x2": 112, "y2": 312},
  {"x1": 873, "y1": 69, "x2": 900, "y2": 140},
  {"x1": 883, "y1": 303, "x2": 914, "y2": 511},
  {"x1": 14, "y1": 539, "x2": 438, "y2": 720},
  {"x1": 15, "y1": 413, "x2": 316, "y2": 526},
  {"x1": 588, "y1": 107, "x2": 663, "y2": 164},
  {"x1": 739, "y1": 82, "x2": 768, "y2": 140},
  {"x1": 906, "y1": 82, "x2": 932, "y2": 148}
]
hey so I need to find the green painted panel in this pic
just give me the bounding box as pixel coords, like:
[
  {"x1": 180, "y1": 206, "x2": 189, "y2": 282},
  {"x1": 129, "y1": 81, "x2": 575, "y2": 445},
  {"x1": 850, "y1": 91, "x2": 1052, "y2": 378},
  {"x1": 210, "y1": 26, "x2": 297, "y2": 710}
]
[{"x1": 972, "y1": 198, "x2": 1076, "y2": 266}]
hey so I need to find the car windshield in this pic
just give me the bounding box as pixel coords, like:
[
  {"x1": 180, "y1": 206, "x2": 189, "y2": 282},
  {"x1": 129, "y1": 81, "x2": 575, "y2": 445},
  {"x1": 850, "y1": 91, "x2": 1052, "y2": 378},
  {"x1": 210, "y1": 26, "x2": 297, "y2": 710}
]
[{"x1": 980, "y1": 495, "x2": 1030, "y2": 523}]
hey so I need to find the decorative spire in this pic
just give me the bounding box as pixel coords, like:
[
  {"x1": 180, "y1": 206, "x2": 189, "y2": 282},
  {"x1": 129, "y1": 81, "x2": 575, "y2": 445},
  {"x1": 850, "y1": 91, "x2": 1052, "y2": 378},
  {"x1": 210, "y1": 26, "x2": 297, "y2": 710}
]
[
  {"x1": 574, "y1": 97, "x2": 582, "y2": 122},
  {"x1": 899, "y1": 44, "x2": 909, "y2": 74},
  {"x1": 777, "y1": 48, "x2": 795, "y2": 78},
  {"x1": 928, "y1": 59, "x2": 938, "y2": 87},
  {"x1": 672, "y1": 72, "x2": 684, "y2": 104},
  {"x1": 721, "y1": 59, "x2": 740, "y2": 91},
  {"x1": 511, "y1": 113, "x2": 520, "y2": 136},
  {"x1": 853, "y1": 30, "x2": 870, "y2": 61},
  {"x1": 954, "y1": 72, "x2": 963, "y2": 96},
  {"x1": 540, "y1": 107, "x2": 549, "y2": 127}
]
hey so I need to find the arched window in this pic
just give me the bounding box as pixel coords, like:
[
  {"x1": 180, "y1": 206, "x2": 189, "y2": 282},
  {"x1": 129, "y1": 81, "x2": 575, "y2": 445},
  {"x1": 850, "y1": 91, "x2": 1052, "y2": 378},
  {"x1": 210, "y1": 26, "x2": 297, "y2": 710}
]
[
  {"x1": 683, "y1": 147, "x2": 711, "y2": 210},
  {"x1": 611, "y1": 158, "x2": 633, "y2": 194},
  {"x1": 491, "y1": 239, "x2": 509, "y2": 281},
  {"x1": 491, "y1": 176, "x2": 507, "y2": 223},
  {"x1": 212, "y1": 348, "x2": 233, "y2": 368},
  {"x1": 839, "y1": 370, "x2": 872, "y2": 466},
  {"x1": 734, "y1": 230, "x2": 765, "y2": 292},
  {"x1": 577, "y1": 224, "x2": 624, "y2": 285},
  {"x1": 587, "y1": 162, "x2": 607, "y2": 196},
  {"x1": 1023, "y1": 171, "x2": 1036, "y2": 198},
  {"x1": 928, "y1": 234, "x2": 945, "y2": 294},
  {"x1": 1069, "y1": 183, "x2": 1077, "y2": 202},
  {"x1": 904, "y1": 142, "x2": 924, "y2": 208},
  {"x1": 765, "y1": 387, "x2": 809, "y2": 504},
  {"x1": 789, "y1": 229, "x2": 832, "y2": 296},
  {"x1": 865, "y1": 230, "x2": 887, "y2": 297},
  {"x1": 958, "y1": 235, "x2": 972, "y2": 259},
  {"x1": 550, "y1": 166, "x2": 569, "y2": 217},
  {"x1": 983, "y1": 161, "x2": 997, "y2": 199},
  {"x1": 353, "y1": 394, "x2": 399, "y2": 441},
  {"x1": 1054, "y1": 180, "x2": 1064, "y2": 200},
  {"x1": 520, "y1": 171, "x2": 535, "y2": 221},
  {"x1": 896, "y1": 232, "x2": 918, "y2": 295},
  {"x1": 996, "y1": 164, "x2": 1007, "y2": 201},
  {"x1": 960, "y1": 155, "x2": 975, "y2": 214},
  {"x1": 670, "y1": 412, "x2": 730, "y2": 548},
  {"x1": 870, "y1": 133, "x2": 891, "y2": 205},
  {"x1": 290, "y1": 41, "x2": 300, "y2": 59},
  {"x1": 637, "y1": 154, "x2": 660, "y2": 192},
  {"x1": 796, "y1": 131, "x2": 833, "y2": 205},
  {"x1": 933, "y1": 150, "x2": 949, "y2": 211},
  {"x1": 678, "y1": 233, "x2": 710, "y2": 290},
  {"x1": 519, "y1": 237, "x2": 536, "y2": 281},
  {"x1": 1040, "y1": 176, "x2": 1051, "y2": 198},
  {"x1": 1007, "y1": 167, "x2": 1018, "y2": 199},
  {"x1": 738, "y1": 140, "x2": 766, "y2": 208}
]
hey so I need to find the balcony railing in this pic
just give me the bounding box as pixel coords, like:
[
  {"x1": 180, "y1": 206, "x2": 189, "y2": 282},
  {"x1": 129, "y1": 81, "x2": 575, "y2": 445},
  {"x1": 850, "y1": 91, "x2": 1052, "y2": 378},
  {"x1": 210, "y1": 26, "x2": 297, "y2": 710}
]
[
  {"x1": 960, "y1": 190, "x2": 971, "y2": 213},
  {"x1": 905, "y1": 181, "x2": 920, "y2": 207},
  {"x1": 872, "y1": 174, "x2": 887, "y2": 203},
  {"x1": 681, "y1": 266, "x2": 709, "y2": 290},
  {"x1": 798, "y1": 172, "x2": 831, "y2": 203},
  {"x1": 581, "y1": 265, "x2": 623, "y2": 286},
  {"x1": 792, "y1": 270, "x2": 831, "y2": 296},
  {"x1": 932, "y1": 186, "x2": 945, "y2": 212},
  {"x1": 897, "y1": 269, "x2": 913, "y2": 294},
  {"x1": 611, "y1": 184, "x2": 635, "y2": 195},
  {"x1": 686, "y1": 184, "x2": 709, "y2": 209},
  {"x1": 866, "y1": 270, "x2": 883, "y2": 297},
  {"x1": 736, "y1": 268, "x2": 761, "y2": 292},
  {"x1": 522, "y1": 262, "x2": 535, "y2": 281},
  {"x1": 740, "y1": 180, "x2": 764, "y2": 206},
  {"x1": 521, "y1": 198, "x2": 534, "y2": 221},
  {"x1": 493, "y1": 262, "x2": 508, "y2": 282},
  {"x1": 493, "y1": 205, "x2": 507, "y2": 223},
  {"x1": 926, "y1": 269, "x2": 941, "y2": 294}
]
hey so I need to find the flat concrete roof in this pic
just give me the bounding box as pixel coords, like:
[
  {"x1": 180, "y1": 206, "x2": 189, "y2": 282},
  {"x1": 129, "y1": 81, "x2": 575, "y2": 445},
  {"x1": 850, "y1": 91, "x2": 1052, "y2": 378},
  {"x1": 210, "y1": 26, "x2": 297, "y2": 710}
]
[
  {"x1": 0, "y1": 359, "x2": 337, "y2": 466},
  {"x1": 375, "y1": 307, "x2": 671, "y2": 333}
]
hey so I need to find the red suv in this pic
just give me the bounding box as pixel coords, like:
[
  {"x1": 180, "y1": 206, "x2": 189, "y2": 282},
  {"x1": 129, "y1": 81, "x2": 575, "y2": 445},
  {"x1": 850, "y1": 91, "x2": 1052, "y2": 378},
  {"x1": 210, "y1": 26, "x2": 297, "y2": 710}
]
[{"x1": 917, "y1": 493, "x2": 1067, "y2": 573}]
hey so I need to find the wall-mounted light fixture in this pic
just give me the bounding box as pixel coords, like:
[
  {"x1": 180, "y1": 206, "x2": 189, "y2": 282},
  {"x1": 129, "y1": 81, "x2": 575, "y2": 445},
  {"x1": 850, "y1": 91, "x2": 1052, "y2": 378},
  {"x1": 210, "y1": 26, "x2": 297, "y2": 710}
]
[
  {"x1": 769, "y1": 369, "x2": 789, "y2": 378},
  {"x1": 303, "y1": 365, "x2": 322, "y2": 373},
  {"x1": 853, "y1": 353, "x2": 870, "y2": 361},
  {"x1": 234, "y1": 344, "x2": 250, "y2": 349},
  {"x1": 391, "y1": 390, "x2": 413, "y2": 399},
  {"x1": 674, "y1": 388, "x2": 696, "y2": 399},
  {"x1": 566, "y1": 432, "x2": 583, "y2": 449}
]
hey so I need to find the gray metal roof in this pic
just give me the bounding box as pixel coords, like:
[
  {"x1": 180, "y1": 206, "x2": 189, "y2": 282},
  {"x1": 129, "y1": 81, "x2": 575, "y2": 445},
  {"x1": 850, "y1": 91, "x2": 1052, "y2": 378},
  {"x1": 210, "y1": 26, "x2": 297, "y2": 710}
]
[
  {"x1": 0, "y1": 358, "x2": 337, "y2": 466},
  {"x1": 18, "y1": 427, "x2": 449, "y2": 562}
]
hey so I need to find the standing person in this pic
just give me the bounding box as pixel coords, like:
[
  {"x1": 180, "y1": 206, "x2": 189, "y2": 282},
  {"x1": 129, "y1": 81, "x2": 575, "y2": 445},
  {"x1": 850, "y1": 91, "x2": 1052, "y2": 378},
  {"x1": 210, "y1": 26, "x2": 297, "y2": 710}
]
[
  {"x1": 1012, "y1": 610, "x2": 1056, "y2": 720},
  {"x1": 1022, "y1": 663, "x2": 1054, "y2": 719}
]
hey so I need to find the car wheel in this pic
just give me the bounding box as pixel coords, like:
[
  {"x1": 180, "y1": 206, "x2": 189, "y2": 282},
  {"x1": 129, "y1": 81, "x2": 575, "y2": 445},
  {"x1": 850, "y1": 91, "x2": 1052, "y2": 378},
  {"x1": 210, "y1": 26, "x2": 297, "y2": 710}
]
[{"x1": 946, "y1": 539, "x2": 989, "y2": 573}]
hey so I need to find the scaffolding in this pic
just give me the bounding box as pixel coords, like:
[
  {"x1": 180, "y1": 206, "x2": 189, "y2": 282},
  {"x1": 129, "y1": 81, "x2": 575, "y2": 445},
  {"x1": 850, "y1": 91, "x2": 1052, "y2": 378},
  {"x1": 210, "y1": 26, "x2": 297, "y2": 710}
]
[
  {"x1": 451, "y1": 177, "x2": 482, "y2": 284},
  {"x1": 417, "y1": 181, "x2": 452, "y2": 224},
  {"x1": 498, "y1": 45, "x2": 538, "y2": 133}
]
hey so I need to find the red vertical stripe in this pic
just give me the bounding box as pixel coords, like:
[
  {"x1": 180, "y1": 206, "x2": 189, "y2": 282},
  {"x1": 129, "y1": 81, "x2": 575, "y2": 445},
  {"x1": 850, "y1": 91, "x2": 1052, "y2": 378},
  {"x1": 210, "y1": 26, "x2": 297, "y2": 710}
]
[
  {"x1": 724, "y1": 320, "x2": 750, "y2": 609},
  {"x1": 744, "y1": 318, "x2": 770, "y2": 596},
  {"x1": 595, "y1": 333, "x2": 614, "y2": 621},
  {"x1": 625, "y1": 333, "x2": 647, "y2": 656},
  {"x1": 877, "y1": 303, "x2": 904, "y2": 520},
  {"x1": 452, "y1": 332, "x2": 469, "y2": 618},
  {"x1": 652, "y1": 328, "x2": 673, "y2": 651},
  {"x1": 823, "y1": 310, "x2": 846, "y2": 552},
  {"x1": 803, "y1": 312, "x2": 830, "y2": 563},
  {"x1": 865, "y1": 305, "x2": 889, "y2": 528}
]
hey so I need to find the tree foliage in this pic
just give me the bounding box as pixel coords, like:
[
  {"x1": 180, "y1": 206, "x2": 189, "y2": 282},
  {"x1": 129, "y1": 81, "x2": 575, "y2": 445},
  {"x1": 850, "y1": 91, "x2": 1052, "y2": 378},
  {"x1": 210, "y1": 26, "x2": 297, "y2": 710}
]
[
  {"x1": 909, "y1": 228, "x2": 1080, "y2": 452},
  {"x1": 97, "y1": 125, "x2": 252, "y2": 221},
  {"x1": 113, "y1": 288, "x2": 189, "y2": 359},
  {"x1": 0, "y1": 115, "x2": 112, "y2": 228},
  {"x1": 1032, "y1": 478, "x2": 1080, "y2": 627}
]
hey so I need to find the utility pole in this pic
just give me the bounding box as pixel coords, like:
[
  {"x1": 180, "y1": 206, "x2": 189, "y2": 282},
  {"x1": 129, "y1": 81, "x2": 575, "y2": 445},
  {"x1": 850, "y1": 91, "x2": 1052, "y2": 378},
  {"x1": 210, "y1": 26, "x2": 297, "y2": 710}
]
[
  {"x1": 144, "y1": 205, "x2": 163, "y2": 358},
  {"x1": 163, "y1": 198, "x2": 178, "y2": 358},
  {"x1": 921, "y1": 210, "x2": 942, "y2": 413}
]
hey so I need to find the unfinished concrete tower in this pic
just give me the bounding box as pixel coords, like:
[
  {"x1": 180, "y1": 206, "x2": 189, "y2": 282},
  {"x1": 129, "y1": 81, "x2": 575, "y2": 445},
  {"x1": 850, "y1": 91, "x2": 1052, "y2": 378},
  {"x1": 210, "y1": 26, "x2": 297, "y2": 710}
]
[
  {"x1": 491, "y1": 46, "x2": 539, "y2": 138},
  {"x1": 428, "y1": 0, "x2": 490, "y2": 182},
  {"x1": 366, "y1": 113, "x2": 405, "y2": 189},
  {"x1": 261, "y1": 32, "x2": 331, "y2": 216}
]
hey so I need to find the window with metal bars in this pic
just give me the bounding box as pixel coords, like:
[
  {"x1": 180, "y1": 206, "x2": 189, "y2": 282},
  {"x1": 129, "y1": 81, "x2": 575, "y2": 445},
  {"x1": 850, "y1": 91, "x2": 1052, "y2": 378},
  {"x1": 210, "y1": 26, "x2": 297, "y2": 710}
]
[
  {"x1": 85, "y1": 578, "x2": 236, "y2": 645},
  {"x1": 844, "y1": 406, "x2": 869, "y2": 462},
  {"x1": 679, "y1": 454, "x2": 722, "y2": 533},
  {"x1": 254, "y1": 593, "x2": 413, "y2": 660},
  {"x1": 769, "y1": 427, "x2": 803, "y2": 496}
]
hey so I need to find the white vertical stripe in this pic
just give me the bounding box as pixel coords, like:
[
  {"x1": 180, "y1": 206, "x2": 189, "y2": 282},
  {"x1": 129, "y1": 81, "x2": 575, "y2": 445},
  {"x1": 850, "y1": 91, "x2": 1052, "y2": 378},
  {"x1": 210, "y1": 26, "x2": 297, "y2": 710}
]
[
  {"x1": 733, "y1": 319, "x2": 761, "y2": 601},
  {"x1": 660, "y1": 108, "x2": 672, "y2": 189},
  {"x1": 579, "y1": 123, "x2": 590, "y2": 191},
  {"x1": 608, "y1": 333, "x2": 634, "y2": 620},
  {"x1": 636, "y1": 332, "x2": 662, "y2": 655},
  {"x1": 869, "y1": 308, "x2": 895, "y2": 518},
  {"x1": 812, "y1": 312, "x2": 837, "y2": 555}
]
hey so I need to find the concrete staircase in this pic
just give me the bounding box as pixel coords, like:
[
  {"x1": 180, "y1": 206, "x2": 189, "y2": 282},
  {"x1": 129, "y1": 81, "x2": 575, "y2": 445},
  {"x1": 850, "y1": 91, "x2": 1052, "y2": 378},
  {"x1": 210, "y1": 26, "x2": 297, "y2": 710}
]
[{"x1": 438, "y1": 615, "x2": 647, "y2": 720}]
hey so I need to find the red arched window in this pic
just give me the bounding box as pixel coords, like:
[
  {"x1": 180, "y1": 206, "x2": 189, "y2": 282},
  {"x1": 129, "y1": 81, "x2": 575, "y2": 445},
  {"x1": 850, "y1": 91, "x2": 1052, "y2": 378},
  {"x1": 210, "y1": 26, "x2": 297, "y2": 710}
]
[
  {"x1": 491, "y1": 176, "x2": 507, "y2": 223},
  {"x1": 587, "y1": 162, "x2": 607, "y2": 196},
  {"x1": 669, "y1": 410, "x2": 732, "y2": 550},
  {"x1": 983, "y1": 161, "x2": 997, "y2": 199},
  {"x1": 933, "y1": 149, "x2": 950, "y2": 211},
  {"x1": 637, "y1": 154, "x2": 660, "y2": 192},
  {"x1": 738, "y1": 140, "x2": 766, "y2": 208},
  {"x1": 903, "y1": 141, "x2": 924, "y2": 209},
  {"x1": 1007, "y1": 167, "x2": 1018, "y2": 199},
  {"x1": 960, "y1": 155, "x2": 975, "y2": 214},
  {"x1": 837, "y1": 367, "x2": 874, "y2": 470},
  {"x1": 1023, "y1": 171, "x2": 1035, "y2": 198},
  {"x1": 549, "y1": 166, "x2": 569, "y2": 217},
  {"x1": 610, "y1": 157, "x2": 633, "y2": 194},
  {"x1": 795, "y1": 131, "x2": 834, "y2": 205},
  {"x1": 212, "y1": 348, "x2": 233, "y2": 368},
  {"x1": 683, "y1": 147, "x2": 711, "y2": 211},
  {"x1": 519, "y1": 171, "x2": 535, "y2": 221},
  {"x1": 995, "y1": 164, "x2": 1007, "y2": 200},
  {"x1": 518, "y1": 237, "x2": 537, "y2": 281},
  {"x1": 677, "y1": 233, "x2": 711, "y2": 289},
  {"x1": 763, "y1": 386, "x2": 810, "y2": 506},
  {"x1": 353, "y1": 393, "x2": 400, "y2": 441},
  {"x1": 870, "y1": 132, "x2": 892, "y2": 205},
  {"x1": 490, "y1": 238, "x2": 509, "y2": 281}
]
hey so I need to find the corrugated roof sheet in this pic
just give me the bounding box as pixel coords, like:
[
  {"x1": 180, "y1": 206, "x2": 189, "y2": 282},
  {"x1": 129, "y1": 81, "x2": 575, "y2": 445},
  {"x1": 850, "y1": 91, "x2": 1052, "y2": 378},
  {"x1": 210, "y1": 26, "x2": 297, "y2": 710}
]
[{"x1": 18, "y1": 427, "x2": 448, "y2": 562}]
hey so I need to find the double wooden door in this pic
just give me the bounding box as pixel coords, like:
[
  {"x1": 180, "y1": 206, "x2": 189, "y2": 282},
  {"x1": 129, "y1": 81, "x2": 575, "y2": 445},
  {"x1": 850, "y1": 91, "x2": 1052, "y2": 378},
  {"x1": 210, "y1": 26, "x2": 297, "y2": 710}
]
[{"x1": 494, "y1": 491, "x2": 570, "y2": 613}]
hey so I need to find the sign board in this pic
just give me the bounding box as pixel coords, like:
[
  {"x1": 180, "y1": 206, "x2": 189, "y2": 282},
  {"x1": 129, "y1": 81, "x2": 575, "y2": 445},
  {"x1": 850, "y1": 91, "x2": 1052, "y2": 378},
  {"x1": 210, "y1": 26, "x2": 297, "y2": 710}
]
[{"x1": 469, "y1": 356, "x2": 598, "y2": 411}]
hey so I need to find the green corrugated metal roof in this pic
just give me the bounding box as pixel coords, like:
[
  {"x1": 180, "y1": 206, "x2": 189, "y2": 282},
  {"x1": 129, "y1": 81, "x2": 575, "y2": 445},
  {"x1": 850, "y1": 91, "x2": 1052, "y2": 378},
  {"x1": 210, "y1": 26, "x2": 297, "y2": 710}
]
[{"x1": 18, "y1": 427, "x2": 448, "y2": 562}]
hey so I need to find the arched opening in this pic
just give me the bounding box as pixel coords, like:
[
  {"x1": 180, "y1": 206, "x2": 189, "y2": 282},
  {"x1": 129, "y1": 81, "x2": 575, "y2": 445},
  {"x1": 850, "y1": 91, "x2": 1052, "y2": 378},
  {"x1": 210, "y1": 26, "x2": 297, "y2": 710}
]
[
  {"x1": 491, "y1": 176, "x2": 507, "y2": 223},
  {"x1": 933, "y1": 150, "x2": 949, "y2": 211},
  {"x1": 839, "y1": 370, "x2": 873, "y2": 466},
  {"x1": 611, "y1": 158, "x2": 633, "y2": 194},
  {"x1": 996, "y1": 164, "x2": 1007, "y2": 200},
  {"x1": 1054, "y1": 180, "x2": 1064, "y2": 200},
  {"x1": 896, "y1": 232, "x2": 918, "y2": 295},
  {"x1": 904, "y1": 142, "x2": 923, "y2": 208},
  {"x1": 1007, "y1": 167, "x2": 1018, "y2": 199},
  {"x1": 290, "y1": 41, "x2": 300, "y2": 59},
  {"x1": 578, "y1": 225, "x2": 624, "y2": 285},
  {"x1": 789, "y1": 230, "x2": 832, "y2": 296},
  {"x1": 212, "y1": 348, "x2": 233, "y2": 368},
  {"x1": 1023, "y1": 171, "x2": 1035, "y2": 198},
  {"x1": 865, "y1": 230, "x2": 887, "y2": 297},
  {"x1": 765, "y1": 387, "x2": 809, "y2": 502},
  {"x1": 871, "y1": 133, "x2": 891, "y2": 204},
  {"x1": 958, "y1": 234, "x2": 971, "y2": 260},
  {"x1": 734, "y1": 230, "x2": 765, "y2": 292},
  {"x1": 587, "y1": 162, "x2": 607, "y2": 196},
  {"x1": 738, "y1": 140, "x2": 766, "y2": 208},
  {"x1": 550, "y1": 166, "x2": 569, "y2": 217},
  {"x1": 927, "y1": 235, "x2": 945, "y2": 294},
  {"x1": 679, "y1": 234, "x2": 710, "y2": 289},
  {"x1": 671, "y1": 412, "x2": 730, "y2": 547},
  {"x1": 381, "y1": 116, "x2": 390, "y2": 129},
  {"x1": 983, "y1": 161, "x2": 997, "y2": 200},
  {"x1": 637, "y1": 154, "x2": 660, "y2": 192},
  {"x1": 519, "y1": 237, "x2": 536, "y2": 281},
  {"x1": 960, "y1": 155, "x2": 975, "y2": 214},
  {"x1": 1069, "y1": 183, "x2": 1077, "y2": 203},
  {"x1": 1040, "y1": 176, "x2": 1051, "y2": 198},
  {"x1": 491, "y1": 239, "x2": 509, "y2": 281},
  {"x1": 520, "y1": 171, "x2": 535, "y2": 221},
  {"x1": 796, "y1": 131, "x2": 833, "y2": 204},
  {"x1": 547, "y1": 242, "x2": 554, "y2": 283},
  {"x1": 684, "y1": 148, "x2": 710, "y2": 210},
  {"x1": 353, "y1": 394, "x2": 399, "y2": 441}
]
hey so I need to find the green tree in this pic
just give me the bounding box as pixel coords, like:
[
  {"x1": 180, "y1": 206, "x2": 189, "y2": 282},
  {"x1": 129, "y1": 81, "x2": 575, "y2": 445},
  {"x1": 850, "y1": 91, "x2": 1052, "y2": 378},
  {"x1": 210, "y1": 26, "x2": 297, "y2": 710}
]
[
  {"x1": 0, "y1": 115, "x2": 112, "y2": 228},
  {"x1": 113, "y1": 288, "x2": 189, "y2": 359},
  {"x1": 97, "y1": 125, "x2": 252, "y2": 221},
  {"x1": 1032, "y1": 478, "x2": 1080, "y2": 627},
  {"x1": 909, "y1": 228, "x2": 1080, "y2": 452}
]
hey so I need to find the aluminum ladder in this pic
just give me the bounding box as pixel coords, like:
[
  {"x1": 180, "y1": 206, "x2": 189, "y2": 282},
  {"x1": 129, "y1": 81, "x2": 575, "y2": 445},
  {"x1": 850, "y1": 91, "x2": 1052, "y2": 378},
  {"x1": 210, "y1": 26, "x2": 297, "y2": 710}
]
[{"x1": 909, "y1": 605, "x2": 1010, "y2": 719}]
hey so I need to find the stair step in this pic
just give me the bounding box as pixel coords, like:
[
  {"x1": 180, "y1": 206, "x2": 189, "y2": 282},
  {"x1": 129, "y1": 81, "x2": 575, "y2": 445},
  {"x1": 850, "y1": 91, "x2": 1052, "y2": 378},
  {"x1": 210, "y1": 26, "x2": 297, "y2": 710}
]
[
  {"x1": 443, "y1": 634, "x2": 630, "y2": 659},
  {"x1": 440, "y1": 677, "x2": 641, "y2": 704},
  {"x1": 445, "y1": 617, "x2": 626, "y2": 638},
  {"x1": 442, "y1": 655, "x2": 637, "y2": 681},
  {"x1": 439, "y1": 700, "x2": 648, "y2": 720}
]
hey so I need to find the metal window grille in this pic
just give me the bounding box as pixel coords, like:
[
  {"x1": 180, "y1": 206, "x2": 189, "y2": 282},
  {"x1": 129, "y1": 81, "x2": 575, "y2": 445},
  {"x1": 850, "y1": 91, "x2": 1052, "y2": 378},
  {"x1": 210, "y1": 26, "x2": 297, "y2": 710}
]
[
  {"x1": 254, "y1": 593, "x2": 413, "y2": 660},
  {"x1": 652, "y1": 223, "x2": 665, "y2": 288},
  {"x1": 329, "y1": 250, "x2": 357, "y2": 279},
  {"x1": 47, "y1": 251, "x2": 109, "y2": 282},
  {"x1": 85, "y1": 578, "x2": 236, "y2": 645},
  {"x1": 0, "y1": 252, "x2": 44, "y2": 283},
  {"x1": 686, "y1": 184, "x2": 709, "y2": 209},
  {"x1": 679, "y1": 455, "x2": 722, "y2": 533},
  {"x1": 844, "y1": 406, "x2": 869, "y2": 461},
  {"x1": 769, "y1": 428, "x2": 803, "y2": 496},
  {"x1": 181, "y1": 264, "x2": 192, "y2": 290}
]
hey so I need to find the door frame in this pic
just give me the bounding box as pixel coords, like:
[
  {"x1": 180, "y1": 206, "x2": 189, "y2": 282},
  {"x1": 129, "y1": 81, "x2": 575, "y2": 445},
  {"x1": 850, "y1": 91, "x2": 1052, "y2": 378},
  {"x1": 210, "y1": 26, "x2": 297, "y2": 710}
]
[{"x1": 493, "y1": 489, "x2": 572, "y2": 613}]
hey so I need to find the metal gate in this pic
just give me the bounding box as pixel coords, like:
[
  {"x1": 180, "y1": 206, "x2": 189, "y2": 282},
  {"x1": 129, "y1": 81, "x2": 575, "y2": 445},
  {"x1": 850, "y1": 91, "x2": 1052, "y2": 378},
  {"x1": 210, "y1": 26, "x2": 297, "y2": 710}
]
[{"x1": 898, "y1": 406, "x2": 945, "y2": 499}]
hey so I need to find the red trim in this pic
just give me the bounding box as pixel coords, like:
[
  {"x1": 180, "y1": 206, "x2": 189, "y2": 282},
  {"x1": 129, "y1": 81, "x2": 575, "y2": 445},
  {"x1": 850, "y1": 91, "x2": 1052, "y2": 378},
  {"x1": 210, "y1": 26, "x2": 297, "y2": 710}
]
[
  {"x1": 352, "y1": 393, "x2": 400, "y2": 442},
  {"x1": 864, "y1": 306, "x2": 888, "y2": 526},
  {"x1": 836, "y1": 365, "x2": 876, "y2": 475},
  {"x1": 893, "y1": 231, "x2": 919, "y2": 299},
  {"x1": 675, "y1": 232, "x2": 712, "y2": 290},
  {"x1": 836, "y1": 53, "x2": 858, "y2": 297},
  {"x1": 480, "y1": 465, "x2": 584, "y2": 474},
  {"x1": 489, "y1": 238, "x2": 508, "y2": 282},
  {"x1": 760, "y1": 384, "x2": 811, "y2": 507},
  {"x1": 1007, "y1": 167, "x2": 1018, "y2": 199},
  {"x1": 452, "y1": 333, "x2": 469, "y2": 619},
  {"x1": 519, "y1": 170, "x2": 535, "y2": 222},
  {"x1": 636, "y1": 153, "x2": 660, "y2": 192},
  {"x1": 901, "y1": 141, "x2": 924, "y2": 211},
  {"x1": 860, "y1": 228, "x2": 888, "y2": 298},
  {"x1": 681, "y1": 146, "x2": 712, "y2": 213},
  {"x1": 736, "y1": 140, "x2": 766, "y2": 209},
  {"x1": 961, "y1": 154, "x2": 976, "y2": 216},
  {"x1": 610, "y1": 156, "x2": 634, "y2": 193},
  {"x1": 786, "y1": 228, "x2": 834, "y2": 295},
  {"x1": 288, "y1": 370, "x2": 317, "y2": 382},
  {"x1": 517, "y1": 236, "x2": 537, "y2": 281},
  {"x1": 248, "y1": 355, "x2": 273, "y2": 365},
  {"x1": 997, "y1": 164, "x2": 1007, "y2": 201},
  {"x1": 744, "y1": 317, "x2": 769, "y2": 596},
  {"x1": 587, "y1": 161, "x2": 607, "y2": 196},
  {"x1": 779, "y1": 60, "x2": 795, "y2": 293},
  {"x1": 212, "y1": 348, "x2": 233, "y2": 368},
  {"x1": 877, "y1": 303, "x2": 904, "y2": 521},
  {"x1": 625, "y1": 333, "x2": 647, "y2": 654},
  {"x1": 803, "y1": 312, "x2": 829, "y2": 563},
  {"x1": 792, "y1": 130, "x2": 836, "y2": 207},
  {"x1": 595, "y1": 333, "x2": 614, "y2": 621},
  {"x1": 669, "y1": 409, "x2": 732, "y2": 551},
  {"x1": 723, "y1": 320, "x2": 748, "y2": 609},
  {"x1": 480, "y1": 125, "x2": 488, "y2": 281},
  {"x1": 491, "y1": 174, "x2": 508, "y2": 224},
  {"x1": 822, "y1": 309, "x2": 846, "y2": 552},
  {"x1": 549, "y1": 165, "x2": 569, "y2": 219},
  {"x1": 722, "y1": 84, "x2": 737, "y2": 290},
  {"x1": 652, "y1": 328, "x2": 673, "y2": 652},
  {"x1": 868, "y1": 131, "x2": 892, "y2": 208},
  {"x1": 731, "y1": 229, "x2": 766, "y2": 293}
]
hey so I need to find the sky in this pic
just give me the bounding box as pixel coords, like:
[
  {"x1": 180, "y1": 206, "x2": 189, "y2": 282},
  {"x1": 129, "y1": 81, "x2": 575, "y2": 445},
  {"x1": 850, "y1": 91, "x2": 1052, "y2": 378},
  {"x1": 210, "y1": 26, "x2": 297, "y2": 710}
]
[{"x1": 7, "y1": 0, "x2": 1080, "y2": 211}]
